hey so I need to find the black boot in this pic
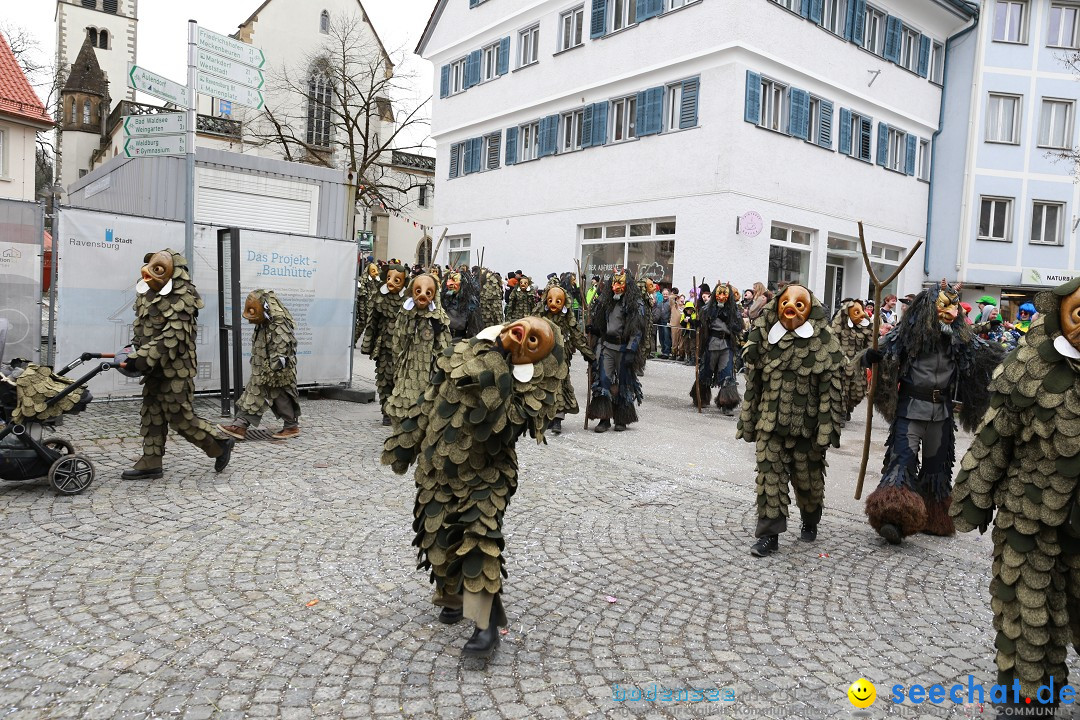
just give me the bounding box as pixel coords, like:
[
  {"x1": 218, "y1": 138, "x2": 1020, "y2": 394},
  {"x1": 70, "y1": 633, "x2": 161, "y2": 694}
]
[
  {"x1": 750, "y1": 534, "x2": 778, "y2": 557},
  {"x1": 800, "y1": 523, "x2": 817, "y2": 542},
  {"x1": 550, "y1": 418, "x2": 562, "y2": 435},
  {"x1": 214, "y1": 438, "x2": 235, "y2": 473},
  {"x1": 381, "y1": 413, "x2": 392, "y2": 427},
  {"x1": 438, "y1": 607, "x2": 463, "y2": 625},
  {"x1": 878, "y1": 523, "x2": 902, "y2": 545},
  {"x1": 462, "y1": 608, "x2": 500, "y2": 659},
  {"x1": 613, "y1": 423, "x2": 627, "y2": 432},
  {"x1": 594, "y1": 419, "x2": 611, "y2": 433}
]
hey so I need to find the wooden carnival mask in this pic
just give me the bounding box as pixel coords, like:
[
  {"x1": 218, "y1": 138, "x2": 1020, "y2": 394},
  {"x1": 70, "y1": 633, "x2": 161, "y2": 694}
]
[
  {"x1": 644, "y1": 278, "x2": 656, "y2": 295},
  {"x1": 243, "y1": 292, "x2": 269, "y2": 324},
  {"x1": 777, "y1": 285, "x2": 812, "y2": 331},
  {"x1": 1060, "y1": 287, "x2": 1080, "y2": 352},
  {"x1": 138, "y1": 250, "x2": 174, "y2": 295},
  {"x1": 518, "y1": 277, "x2": 531, "y2": 291},
  {"x1": 546, "y1": 286, "x2": 567, "y2": 314},
  {"x1": 385, "y1": 268, "x2": 407, "y2": 294},
  {"x1": 611, "y1": 272, "x2": 627, "y2": 297},
  {"x1": 366, "y1": 263, "x2": 379, "y2": 279},
  {"x1": 411, "y1": 275, "x2": 437, "y2": 310},
  {"x1": 499, "y1": 316, "x2": 554, "y2": 367},
  {"x1": 936, "y1": 279, "x2": 961, "y2": 325},
  {"x1": 847, "y1": 301, "x2": 867, "y2": 325},
  {"x1": 715, "y1": 284, "x2": 730, "y2": 304},
  {"x1": 445, "y1": 272, "x2": 461, "y2": 293}
]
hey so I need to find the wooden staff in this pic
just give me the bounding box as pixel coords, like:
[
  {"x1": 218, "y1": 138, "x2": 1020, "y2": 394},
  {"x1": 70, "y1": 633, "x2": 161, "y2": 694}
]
[
  {"x1": 430, "y1": 228, "x2": 449, "y2": 265},
  {"x1": 854, "y1": 221, "x2": 924, "y2": 500},
  {"x1": 693, "y1": 275, "x2": 702, "y2": 413},
  {"x1": 575, "y1": 258, "x2": 593, "y2": 430}
]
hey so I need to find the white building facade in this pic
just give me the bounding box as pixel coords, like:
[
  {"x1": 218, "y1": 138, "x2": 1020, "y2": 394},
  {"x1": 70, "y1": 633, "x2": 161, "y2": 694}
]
[
  {"x1": 420, "y1": 0, "x2": 977, "y2": 307},
  {"x1": 927, "y1": 0, "x2": 1080, "y2": 315}
]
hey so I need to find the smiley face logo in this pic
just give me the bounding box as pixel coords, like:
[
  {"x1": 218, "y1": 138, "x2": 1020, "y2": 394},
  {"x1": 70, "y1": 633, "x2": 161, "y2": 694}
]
[{"x1": 847, "y1": 678, "x2": 876, "y2": 709}]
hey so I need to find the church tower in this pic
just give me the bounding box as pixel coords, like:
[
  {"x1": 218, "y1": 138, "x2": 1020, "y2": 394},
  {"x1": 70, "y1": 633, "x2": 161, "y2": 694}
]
[
  {"x1": 57, "y1": 36, "x2": 110, "y2": 189},
  {"x1": 55, "y1": 0, "x2": 137, "y2": 111}
]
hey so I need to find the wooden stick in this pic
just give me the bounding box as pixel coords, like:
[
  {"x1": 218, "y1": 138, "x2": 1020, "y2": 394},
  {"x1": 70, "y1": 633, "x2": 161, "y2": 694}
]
[
  {"x1": 693, "y1": 276, "x2": 702, "y2": 413},
  {"x1": 430, "y1": 227, "x2": 449, "y2": 265},
  {"x1": 853, "y1": 221, "x2": 924, "y2": 499}
]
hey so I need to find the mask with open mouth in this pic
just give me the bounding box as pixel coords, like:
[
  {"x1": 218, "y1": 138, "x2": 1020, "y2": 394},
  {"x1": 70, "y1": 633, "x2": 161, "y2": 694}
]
[
  {"x1": 777, "y1": 285, "x2": 811, "y2": 331},
  {"x1": 1060, "y1": 287, "x2": 1080, "y2": 353},
  {"x1": 137, "y1": 250, "x2": 174, "y2": 295},
  {"x1": 847, "y1": 301, "x2": 867, "y2": 326},
  {"x1": 444, "y1": 272, "x2": 461, "y2": 294},
  {"x1": 497, "y1": 316, "x2": 555, "y2": 382},
  {"x1": 243, "y1": 292, "x2": 269, "y2": 324},
  {"x1": 411, "y1": 274, "x2": 438, "y2": 310},
  {"x1": 545, "y1": 286, "x2": 567, "y2": 314},
  {"x1": 384, "y1": 268, "x2": 406, "y2": 295}
]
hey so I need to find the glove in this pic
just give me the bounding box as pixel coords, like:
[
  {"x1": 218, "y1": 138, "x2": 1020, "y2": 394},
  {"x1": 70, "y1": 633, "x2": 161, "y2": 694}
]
[{"x1": 860, "y1": 348, "x2": 882, "y2": 368}]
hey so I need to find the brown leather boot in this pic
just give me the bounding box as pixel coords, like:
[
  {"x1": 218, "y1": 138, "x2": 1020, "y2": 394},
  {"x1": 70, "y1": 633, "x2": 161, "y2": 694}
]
[{"x1": 217, "y1": 423, "x2": 248, "y2": 440}]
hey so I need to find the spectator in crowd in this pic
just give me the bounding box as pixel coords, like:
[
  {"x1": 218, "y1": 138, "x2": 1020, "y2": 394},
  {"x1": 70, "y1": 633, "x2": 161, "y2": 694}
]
[
  {"x1": 960, "y1": 302, "x2": 973, "y2": 324},
  {"x1": 974, "y1": 295, "x2": 999, "y2": 324},
  {"x1": 679, "y1": 300, "x2": 697, "y2": 366},
  {"x1": 586, "y1": 276, "x2": 600, "y2": 306},
  {"x1": 669, "y1": 288, "x2": 683, "y2": 360},
  {"x1": 747, "y1": 282, "x2": 772, "y2": 322},
  {"x1": 654, "y1": 288, "x2": 672, "y2": 358},
  {"x1": 879, "y1": 294, "x2": 898, "y2": 325}
]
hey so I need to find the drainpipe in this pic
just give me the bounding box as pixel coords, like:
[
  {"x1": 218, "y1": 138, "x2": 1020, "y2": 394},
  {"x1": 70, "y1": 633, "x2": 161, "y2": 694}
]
[{"x1": 924, "y1": 1, "x2": 980, "y2": 277}]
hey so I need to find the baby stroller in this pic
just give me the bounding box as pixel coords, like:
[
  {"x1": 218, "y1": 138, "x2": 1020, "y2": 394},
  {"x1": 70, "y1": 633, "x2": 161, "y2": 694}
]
[{"x1": 1, "y1": 336, "x2": 117, "y2": 495}]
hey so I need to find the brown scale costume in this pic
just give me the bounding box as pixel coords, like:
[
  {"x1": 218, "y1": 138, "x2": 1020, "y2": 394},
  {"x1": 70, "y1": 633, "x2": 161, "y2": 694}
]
[
  {"x1": 385, "y1": 274, "x2": 452, "y2": 425},
  {"x1": 951, "y1": 279, "x2": 1080, "y2": 712},
  {"x1": 122, "y1": 249, "x2": 231, "y2": 478},
  {"x1": 737, "y1": 285, "x2": 845, "y2": 555},
  {"x1": 828, "y1": 299, "x2": 874, "y2": 418},
  {"x1": 503, "y1": 277, "x2": 535, "y2": 322},
  {"x1": 478, "y1": 270, "x2": 504, "y2": 328},
  {"x1": 353, "y1": 263, "x2": 378, "y2": 347},
  {"x1": 7, "y1": 364, "x2": 86, "y2": 424},
  {"x1": 361, "y1": 263, "x2": 407, "y2": 421},
  {"x1": 532, "y1": 283, "x2": 594, "y2": 427},
  {"x1": 382, "y1": 317, "x2": 565, "y2": 658}
]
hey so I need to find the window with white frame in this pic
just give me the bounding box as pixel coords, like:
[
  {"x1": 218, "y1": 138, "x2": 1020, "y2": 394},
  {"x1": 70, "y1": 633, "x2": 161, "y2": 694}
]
[
  {"x1": 848, "y1": 110, "x2": 873, "y2": 162},
  {"x1": 483, "y1": 132, "x2": 501, "y2": 170},
  {"x1": 768, "y1": 224, "x2": 812, "y2": 291},
  {"x1": 665, "y1": 83, "x2": 683, "y2": 132},
  {"x1": 0, "y1": 128, "x2": 6, "y2": 177},
  {"x1": 979, "y1": 196, "x2": 1013, "y2": 241},
  {"x1": 918, "y1": 138, "x2": 930, "y2": 180},
  {"x1": 448, "y1": 235, "x2": 471, "y2": 268},
  {"x1": 450, "y1": 58, "x2": 466, "y2": 94},
  {"x1": 562, "y1": 108, "x2": 585, "y2": 151},
  {"x1": 867, "y1": 243, "x2": 902, "y2": 299},
  {"x1": 986, "y1": 93, "x2": 1022, "y2": 144},
  {"x1": 668, "y1": 0, "x2": 698, "y2": 8},
  {"x1": 900, "y1": 26, "x2": 921, "y2": 72},
  {"x1": 560, "y1": 6, "x2": 585, "y2": 51},
  {"x1": 930, "y1": 40, "x2": 945, "y2": 83},
  {"x1": 808, "y1": 96, "x2": 822, "y2": 142},
  {"x1": 1031, "y1": 201, "x2": 1065, "y2": 245},
  {"x1": 482, "y1": 42, "x2": 499, "y2": 82},
  {"x1": 759, "y1": 76, "x2": 787, "y2": 133},
  {"x1": 886, "y1": 127, "x2": 907, "y2": 173},
  {"x1": 822, "y1": 0, "x2": 848, "y2": 35},
  {"x1": 864, "y1": 5, "x2": 887, "y2": 55},
  {"x1": 419, "y1": 184, "x2": 430, "y2": 208},
  {"x1": 519, "y1": 121, "x2": 541, "y2": 161},
  {"x1": 449, "y1": 143, "x2": 465, "y2": 178},
  {"x1": 519, "y1": 24, "x2": 539, "y2": 66},
  {"x1": 770, "y1": 0, "x2": 800, "y2": 11},
  {"x1": 1049, "y1": 3, "x2": 1080, "y2": 48},
  {"x1": 611, "y1": 95, "x2": 638, "y2": 142},
  {"x1": 610, "y1": 0, "x2": 638, "y2": 32},
  {"x1": 1039, "y1": 98, "x2": 1074, "y2": 148},
  {"x1": 993, "y1": 1, "x2": 1028, "y2": 43}
]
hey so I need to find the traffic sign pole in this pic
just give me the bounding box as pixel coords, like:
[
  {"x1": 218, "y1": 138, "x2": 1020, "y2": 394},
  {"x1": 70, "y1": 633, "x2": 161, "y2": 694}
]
[{"x1": 186, "y1": 19, "x2": 197, "y2": 271}]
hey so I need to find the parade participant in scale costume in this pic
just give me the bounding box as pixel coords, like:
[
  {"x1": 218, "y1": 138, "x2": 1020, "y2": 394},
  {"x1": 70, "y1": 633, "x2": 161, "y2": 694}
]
[
  {"x1": 384, "y1": 274, "x2": 451, "y2": 426},
  {"x1": 382, "y1": 316, "x2": 566, "y2": 659},
  {"x1": 691, "y1": 281, "x2": 742, "y2": 415},
  {"x1": 504, "y1": 275, "x2": 535, "y2": 322},
  {"x1": 354, "y1": 262, "x2": 379, "y2": 347},
  {"x1": 478, "y1": 269, "x2": 504, "y2": 328},
  {"x1": 532, "y1": 281, "x2": 594, "y2": 434},
  {"x1": 586, "y1": 269, "x2": 646, "y2": 433},
  {"x1": 828, "y1": 298, "x2": 873, "y2": 421},
  {"x1": 362, "y1": 262, "x2": 408, "y2": 426}
]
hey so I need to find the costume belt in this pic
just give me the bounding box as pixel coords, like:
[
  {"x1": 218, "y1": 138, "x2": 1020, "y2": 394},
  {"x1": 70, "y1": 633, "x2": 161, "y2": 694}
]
[
  {"x1": 708, "y1": 330, "x2": 729, "y2": 340},
  {"x1": 604, "y1": 333, "x2": 623, "y2": 343},
  {"x1": 899, "y1": 381, "x2": 949, "y2": 404}
]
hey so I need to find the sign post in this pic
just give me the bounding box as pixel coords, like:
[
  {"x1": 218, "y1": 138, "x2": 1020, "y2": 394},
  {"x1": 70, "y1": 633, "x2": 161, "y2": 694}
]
[
  {"x1": 186, "y1": 20, "x2": 197, "y2": 272},
  {"x1": 124, "y1": 135, "x2": 188, "y2": 158}
]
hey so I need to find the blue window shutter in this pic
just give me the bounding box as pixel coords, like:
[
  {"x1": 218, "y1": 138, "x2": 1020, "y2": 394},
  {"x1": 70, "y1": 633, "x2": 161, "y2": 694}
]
[
  {"x1": 859, "y1": 117, "x2": 872, "y2": 160},
  {"x1": 462, "y1": 139, "x2": 473, "y2": 174},
  {"x1": 818, "y1": 99, "x2": 833, "y2": 148},
  {"x1": 876, "y1": 123, "x2": 889, "y2": 166},
  {"x1": 581, "y1": 105, "x2": 594, "y2": 148},
  {"x1": 538, "y1": 114, "x2": 559, "y2": 157},
  {"x1": 679, "y1": 77, "x2": 699, "y2": 129},
  {"x1": 469, "y1": 0, "x2": 479, "y2": 7},
  {"x1": 593, "y1": 102, "x2": 609, "y2": 146},
  {"x1": 800, "y1": 0, "x2": 811, "y2": 18},
  {"x1": 884, "y1": 17, "x2": 902, "y2": 63},
  {"x1": 636, "y1": 0, "x2": 660, "y2": 22},
  {"x1": 635, "y1": 88, "x2": 663, "y2": 136},
  {"x1": 440, "y1": 65, "x2": 450, "y2": 98},
  {"x1": 788, "y1": 88, "x2": 810, "y2": 140},
  {"x1": 472, "y1": 137, "x2": 483, "y2": 170},
  {"x1": 648, "y1": 0, "x2": 663, "y2": 18},
  {"x1": 505, "y1": 128, "x2": 518, "y2": 165},
  {"x1": 449, "y1": 144, "x2": 460, "y2": 178},
  {"x1": 809, "y1": 0, "x2": 823, "y2": 24},
  {"x1": 497, "y1": 37, "x2": 510, "y2": 75},
  {"x1": 905, "y1": 134, "x2": 917, "y2": 175},
  {"x1": 744, "y1": 70, "x2": 762, "y2": 125},
  {"x1": 487, "y1": 132, "x2": 501, "y2": 169},
  {"x1": 847, "y1": 0, "x2": 866, "y2": 44},
  {"x1": 465, "y1": 50, "x2": 481, "y2": 88},
  {"x1": 839, "y1": 108, "x2": 852, "y2": 155},
  {"x1": 918, "y1": 35, "x2": 931, "y2": 78},
  {"x1": 591, "y1": 0, "x2": 608, "y2": 38}
]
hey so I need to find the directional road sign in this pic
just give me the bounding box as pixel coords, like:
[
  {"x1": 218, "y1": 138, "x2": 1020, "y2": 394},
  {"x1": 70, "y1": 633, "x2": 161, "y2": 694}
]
[
  {"x1": 122, "y1": 113, "x2": 188, "y2": 137},
  {"x1": 196, "y1": 49, "x2": 265, "y2": 90},
  {"x1": 127, "y1": 63, "x2": 190, "y2": 107},
  {"x1": 124, "y1": 134, "x2": 187, "y2": 158},
  {"x1": 197, "y1": 73, "x2": 264, "y2": 110},
  {"x1": 196, "y1": 26, "x2": 265, "y2": 69}
]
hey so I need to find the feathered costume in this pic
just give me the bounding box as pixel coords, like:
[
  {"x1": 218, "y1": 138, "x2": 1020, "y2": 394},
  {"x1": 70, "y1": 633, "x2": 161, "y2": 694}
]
[
  {"x1": 479, "y1": 270, "x2": 504, "y2": 328},
  {"x1": 504, "y1": 278, "x2": 535, "y2": 322},
  {"x1": 234, "y1": 289, "x2": 301, "y2": 430},
  {"x1": 385, "y1": 278, "x2": 452, "y2": 424},
  {"x1": 382, "y1": 319, "x2": 566, "y2": 637},
  {"x1": 828, "y1": 299, "x2": 874, "y2": 417},
  {"x1": 442, "y1": 271, "x2": 483, "y2": 341},
  {"x1": 587, "y1": 271, "x2": 646, "y2": 428},
  {"x1": 691, "y1": 283, "x2": 742, "y2": 413},
  {"x1": 361, "y1": 264, "x2": 407, "y2": 416},
  {"x1": 866, "y1": 283, "x2": 1004, "y2": 541},
  {"x1": 737, "y1": 287, "x2": 845, "y2": 543},
  {"x1": 951, "y1": 281, "x2": 1080, "y2": 708},
  {"x1": 533, "y1": 283, "x2": 595, "y2": 418}
]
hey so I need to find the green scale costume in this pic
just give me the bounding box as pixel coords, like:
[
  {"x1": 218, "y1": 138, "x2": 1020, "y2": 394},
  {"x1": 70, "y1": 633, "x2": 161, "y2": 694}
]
[
  {"x1": 382, "y1": 319, "x2": 566, "y2": 642},
  {"x1": 532, "y1": 288, "x2": 595, "y2": 419},
  {"x1": 737, "y1": 287, "x2": 845, "y2": 549},
  {"x1": 234, "y1": 290, "x2": 301, "y2": 431},
  {"x1": 124, "y1": 249, "x2": 230, "y2": 477},
  {"x1": 361, "y1": 265, "x2": 407, "y2": 417},
  {"x1": 353, "y1": 269, "x2": 377, "y2": 347},
  {"x1": 8, "y1": 364, "x2": 86, "y2": 424},
  {"x1": 479, "y1": 270, "x2": 504, "y2": 328},
  {"x1": 503, "y1": 278, "x2": 535, "y2": 322},
  {"x1": 951, "y1": 281, "x2": 1080, "y2": 709},
  {"x1": 385, "y1": 278, "x2": 452, "y2": 425},
  {"x1": 828, "y1": 299, "x2": 874, "y2": 418}
]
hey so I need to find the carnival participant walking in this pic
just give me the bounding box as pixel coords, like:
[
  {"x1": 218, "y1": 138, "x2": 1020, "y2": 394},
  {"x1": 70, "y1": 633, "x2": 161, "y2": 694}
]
[
  {"x1": 828, "y1": 299, "x2": 873, "y2": 422},
  {"x1": 362, "y1": 262, "x2": 408, "y2": 426},
  {"x1": 691, "y1": 282, "x2": 742, "y2": 414},
  {"x1": 533, "y1": 281, "x2": 594, "y2": 434},
  {"x1": 586, "y1": 269, "x2": 646, "y2": 432}
]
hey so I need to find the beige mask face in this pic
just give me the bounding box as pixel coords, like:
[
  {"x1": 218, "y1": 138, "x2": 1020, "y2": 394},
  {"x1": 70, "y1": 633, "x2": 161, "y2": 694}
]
[
  {"x1": 243, "y1": 293, "x2": 268, "y2": 324},
  {"x1": 611, "y1": 274, "x2": 627, "y2": 296},
  {"x1": 445, "y1": 273, "x2": 461, "y2": 293},
  {"x1": 140, "y1": 250, "x2": 174, "y2": 293},
  {"x1": 385, "y1": 269, "x2": 406, "y2": 294},
  {"x1": 546, "y1": 287, "x2": 567, "y2": 314},
  {"x1": 412, "y1": 275, "x2": 437, "y2": 309},
  {"x1": 1061, "y1": 288, "x2": 1080, "y2": 350},
  {"x1": 715, "y1": 286, "x2": 729, "y2": 305},
  {"x1": 847, "y1": 302, "x2": 866, "y2": 325},
  {"x1": 499, "y1": 316, "x2": 555, "y2": 365},
  {"x1": 777, "y1": 285, "x2": 811, "y2": 331},
  {"x1": 936, "y1": 290, "x2": 959, "y2": 325}
]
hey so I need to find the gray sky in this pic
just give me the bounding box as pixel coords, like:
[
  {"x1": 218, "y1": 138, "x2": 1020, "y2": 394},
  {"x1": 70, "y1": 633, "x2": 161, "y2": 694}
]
[{"x1": 6, "y1": 0, "x2": 434, "y2": 140}]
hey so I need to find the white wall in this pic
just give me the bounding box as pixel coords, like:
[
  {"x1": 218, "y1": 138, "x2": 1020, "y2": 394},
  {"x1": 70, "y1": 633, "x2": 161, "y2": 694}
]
[{"x1": 0, "y1": 122, "x2": 39, "y2": 202}]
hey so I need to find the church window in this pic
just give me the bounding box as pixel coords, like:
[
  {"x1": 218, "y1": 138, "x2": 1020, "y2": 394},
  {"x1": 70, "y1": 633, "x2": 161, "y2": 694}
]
[
  {"x1": 320, "y1": 10, "x2": 330, "y2": 34},
  {"x1": 81, "y1": 0, "x2": 96, "y2": 8},
  {"x1": 99, "y1": 29, "x2": 109, "y2": 49},
  {"x1": 103, "y1": 0, "x2": 118, "y2": 12},
  {"x1": 87, "y1": 28, "x2": 98, "y2": 46},
  {"x1": 307, "y1": 72, "x2": 333, "y2": 147},
  {"x1": 83, "y1": 100, "x2": 91, "y2": 125}
]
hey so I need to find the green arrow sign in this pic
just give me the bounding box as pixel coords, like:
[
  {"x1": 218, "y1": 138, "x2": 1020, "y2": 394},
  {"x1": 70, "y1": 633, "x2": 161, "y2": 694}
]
[
  {"x1": 124, "y1": 134, "x2": 187, "y2": 158},
  {"x1": 127, "y1": 63, "x2": 190, "y2": 107},
  {"x1": 196, "y1": 49, "x2": 264, "y2": 90},
  {"x1": 197, "y1": 73, "x2": 264, "y2": 110},
  {"x1": 123, "y1": 113, "x2": 187, "y2": 136},
  {"x1": 196, "y1": 26, "x2": 266, "y2": 69}
]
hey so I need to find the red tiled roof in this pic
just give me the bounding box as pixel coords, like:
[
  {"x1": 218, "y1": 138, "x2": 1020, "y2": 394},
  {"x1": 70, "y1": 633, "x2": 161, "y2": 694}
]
[{"x1": 0, "y1": 32, "x2": 52, "y2": 127}]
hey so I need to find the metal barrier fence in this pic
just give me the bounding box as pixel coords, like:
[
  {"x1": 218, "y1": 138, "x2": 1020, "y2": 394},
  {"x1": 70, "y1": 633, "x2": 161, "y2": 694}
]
[{"x1": 0, "y1": 198, "x2": 45, "y2": 363}]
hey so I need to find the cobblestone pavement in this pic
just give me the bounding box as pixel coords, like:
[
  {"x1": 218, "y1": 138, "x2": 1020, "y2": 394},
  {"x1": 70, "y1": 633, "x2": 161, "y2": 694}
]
[{"x1": 1, "y1": 351, "x2": 1073, "y2": 720}]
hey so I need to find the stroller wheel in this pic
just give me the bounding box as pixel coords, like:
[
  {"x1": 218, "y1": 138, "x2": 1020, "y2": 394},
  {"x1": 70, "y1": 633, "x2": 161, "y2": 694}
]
[
  {"x1": 43, "y1": 438, "x2": 75, "y2": 456},
  {"x1": 48, "y1": 454, "x2": 94, "y2": 495}
]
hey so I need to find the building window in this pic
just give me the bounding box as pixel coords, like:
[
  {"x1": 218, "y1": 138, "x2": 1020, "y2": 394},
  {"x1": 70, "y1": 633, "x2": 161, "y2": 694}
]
[
  {"x1": 665, "y1": 83, "x2": 683, "y2": 132},
  {"x1": 900, "y1": 26, "x2": 921, "y2": 72},
  {"x1": 519, "y1": 121, "x2": 541, "y2": 161},
  {"x1": 822, "y1": 0, "x2": 848, "y2": 35},
  {"x1": 993, "y1": 1, "x2": 1028, "y2": 43},
  {"x1": 611, "y1": 95, "x2": 637, "y2": 142},
  {"x1": 611, "y1": 0, "x2": 638, "y2": 31},
  {"x1": 561, "y1": 108, "x2": 585, "y2": 151},
  {"x1": 979, "y1": 196, "x2": 1013, "y2": 241},
  {"x1": 1049, "y1": 3, "x2": 1080, "y2": 48},
  {"x1": 581, "y1": 219, "x2": 677, "y2": 286},
  {"x1": 930, "y1": 41, "x2": 945, "y2": 83},
  {"x1": 483, "y1": 132, "x2": 501, "y2": 170},
  {"x1": 449, "y1": 143, "x2": 465, "y2": 178},
  {"x1": 450, "y1": 58, "x2": 466, "y2": 94},
  {"x1": 867, "y1": 243, "x2": 902, "y2": 299},
  {"x1": 103, "y1": 0, "x2": 117, "y2": 12},
  {"x1": 448, "y1": 235, "x2": 471, "y2": 268},
  {"x1": 768, "y1": 224, "x2": 812, "y2": 291},
  {"x1": 87, "y1": 28, "x2": 98, "y2": 47},
  {"x1": 1039, "y1": 98, "x2": 1074, "y2": 148},
  {"x1": 306, "y1": 72, "x2": 333, "y2": 148},
  {"x1": 807, "y1": 96, "x2": 822, "y2": 142},
  {"x1": 81, "y1": 0, "x2": 95, "y2": 8},
  {"x1": 83, "y1": 100, "x2": 91, "y2": 124},
  {"x1": 519, "y1": 24, "x2": 539, "y2": 67},
  {"x1": 482, "y1": 41, "x2": 500, "y2": 82},
  {"x1": 669, "y1": 0, "x2": 698, "y2": 8},
  {"x1": 98, "y1": 29, "x2": 108, "y2": 49},
  {"x1": 1031, "y1": 201, "x2": 1065, "y2": 245},
  {"x1": 986, "y1": 93, "x2": 1022, "y2": 144},
  {"x1": 758, "y1": 76, "x2": 787, "y2": 133},
  {"x1": 69, "y1": 99, "x2": 75, "y2": 124},
  {"x1": 770, "y1": 0, "x2": 799, "y2": 11},
  {"x1": 863, "y1": 5, "x2": 887, "y2": 55},
  {"x1": 419, "y1": 185, "x2": 429, "y2": 208},
  {"x1": 917, "y1": 138, "x2": 930, "y2": 180},
  {"x1": 560, "y1": 6, "x2": 585, "y2": 51},
  {"x1": 320, "y1": 10, "x2": 330, "y2": 34},
  {"x1": 885, "y1": 127, "x2": 907, "y2": 172}
]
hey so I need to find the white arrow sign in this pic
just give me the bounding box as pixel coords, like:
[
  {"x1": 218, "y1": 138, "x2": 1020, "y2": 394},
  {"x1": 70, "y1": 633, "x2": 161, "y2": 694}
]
[
  {"x1": 124, "y1": 134, "x2": 187, "y2": 158},
  {"x1": 196, "y1": 26, "x2": 265, "y2": 69},
  {"x1": 127, "y1": 63, "x2": 190, "y2": 107},
  {"x1": 197, "y1": 73, "x2": 264, "y2": 110},
  {"x1": 196, "y1": 49, "x2": 265, "y2": 90},
  {"x1": 122, "y1": 113, "x2": 188, "y2": 136}
]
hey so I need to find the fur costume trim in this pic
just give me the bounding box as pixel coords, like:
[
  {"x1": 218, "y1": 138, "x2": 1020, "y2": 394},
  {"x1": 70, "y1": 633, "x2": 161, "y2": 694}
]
[
  {"x1": 865, "y1": 485, "x2": 927, "y2": 537},
  {"x1": 921, "y1": 496, "x2": 955, "y2": 536}
]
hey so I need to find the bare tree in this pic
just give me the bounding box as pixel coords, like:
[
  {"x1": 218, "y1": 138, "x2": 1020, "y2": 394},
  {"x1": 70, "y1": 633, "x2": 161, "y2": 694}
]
[
  {"x1": 246, "y1": 12, "x2": 432, "y2": 223},
  {"x1": 0, "y1": 23, "x2": 60, "y2": 191},
  {"x1": 1050, "y1": 50, "x2": 1080, "y2": 174}
]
